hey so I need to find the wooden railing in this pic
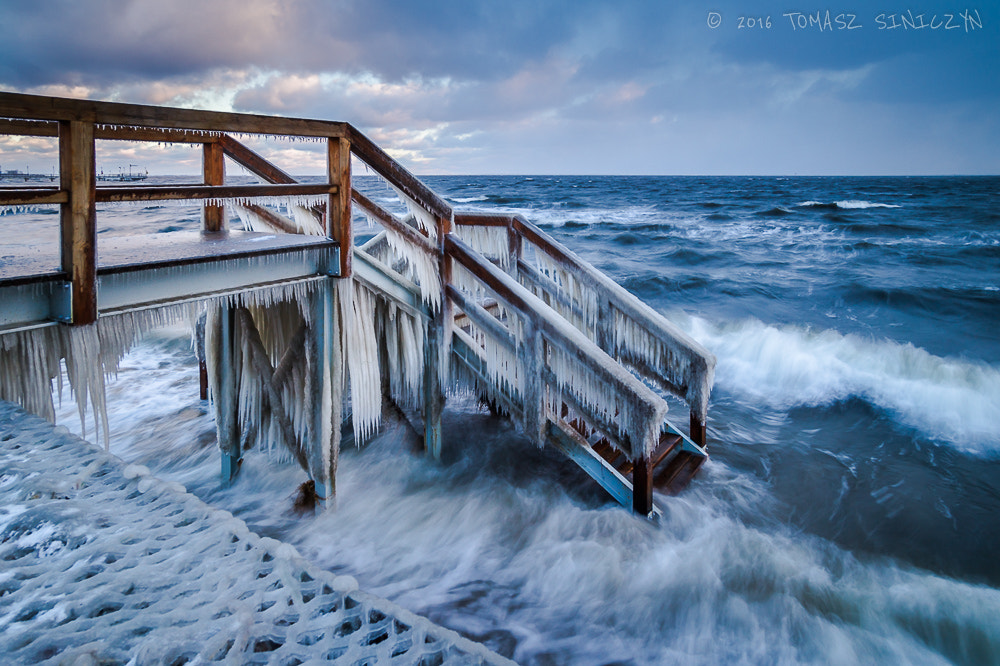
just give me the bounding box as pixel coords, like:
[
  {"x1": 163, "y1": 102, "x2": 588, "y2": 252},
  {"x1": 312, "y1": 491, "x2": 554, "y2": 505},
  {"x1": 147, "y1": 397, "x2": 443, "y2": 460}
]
[
  {"x1": 0, "y1": 92, "x2": 353, "y2": 325},
  {"x1": 1, "y1": 92, "x2": 714, "y2": 513},
  {"x1": 453, "y1": 212, "x2": 715, "y2": 448}
]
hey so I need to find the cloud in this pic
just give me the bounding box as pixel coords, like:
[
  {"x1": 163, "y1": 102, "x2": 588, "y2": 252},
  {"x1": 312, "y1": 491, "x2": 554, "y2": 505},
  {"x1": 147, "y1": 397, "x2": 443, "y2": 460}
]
[{"x1": 0, "y1": 1, "x2": 997, "y2": 174}]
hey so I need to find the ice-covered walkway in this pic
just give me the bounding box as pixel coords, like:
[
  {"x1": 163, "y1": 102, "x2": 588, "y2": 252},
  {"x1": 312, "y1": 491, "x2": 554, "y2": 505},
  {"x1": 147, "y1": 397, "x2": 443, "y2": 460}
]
[{"x1": 0, "y1": 401, "x2": 514, "y2": 665}]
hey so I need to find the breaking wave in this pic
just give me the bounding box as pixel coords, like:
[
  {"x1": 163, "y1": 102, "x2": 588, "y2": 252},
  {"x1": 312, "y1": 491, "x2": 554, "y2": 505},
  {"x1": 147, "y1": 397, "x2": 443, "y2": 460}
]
[
  {"x1": 799, "y1": 200, "x2": 902, "y2": 210},
  {"x1": 687, "y1": 316, "x2": 1000, "y2": 453}
]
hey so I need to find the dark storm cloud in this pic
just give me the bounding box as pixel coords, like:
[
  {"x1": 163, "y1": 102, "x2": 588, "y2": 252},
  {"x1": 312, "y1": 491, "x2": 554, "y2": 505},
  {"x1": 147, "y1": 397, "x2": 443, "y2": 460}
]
[{"x1": 0, "y1": 0, "x2": 996, "y2": 174}]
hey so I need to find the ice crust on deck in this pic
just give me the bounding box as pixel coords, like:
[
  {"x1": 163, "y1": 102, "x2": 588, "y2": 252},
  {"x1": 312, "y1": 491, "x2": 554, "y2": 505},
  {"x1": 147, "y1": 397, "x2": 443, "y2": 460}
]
[{"x1": 0, "y1": 401, "x2": 514, "y2": 666}]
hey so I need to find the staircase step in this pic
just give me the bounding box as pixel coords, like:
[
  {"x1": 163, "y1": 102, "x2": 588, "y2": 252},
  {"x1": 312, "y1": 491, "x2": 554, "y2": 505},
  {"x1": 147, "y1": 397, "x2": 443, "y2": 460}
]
[
  {"x1": 655, "y1": 451, "x2": 705, "y2": 494},
  {"x1": 651, "y1": 433, "x2": 683, "y2": 469},
  {"x1": 591, "y1": 438, "x2": 616, "y2": 461}
]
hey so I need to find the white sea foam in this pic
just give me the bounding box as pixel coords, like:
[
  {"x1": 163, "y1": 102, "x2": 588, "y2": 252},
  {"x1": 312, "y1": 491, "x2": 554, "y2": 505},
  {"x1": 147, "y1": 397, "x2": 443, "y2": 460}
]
[
  {"x1": 799, "y1": 200, "x2": 902, "y2": 210},
  {"x1": 687, "y1": 316, "x2": 1000, "y2": 453},
  {"x1": 46, "y1": 330, "x2": 1000, "y2": 665}
]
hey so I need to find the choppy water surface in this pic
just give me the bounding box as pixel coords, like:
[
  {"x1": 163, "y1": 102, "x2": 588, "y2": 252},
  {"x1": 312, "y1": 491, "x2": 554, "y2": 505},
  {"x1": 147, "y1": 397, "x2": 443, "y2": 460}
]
[{"x1": 38, "y1": 175, "x2": 1000, "y2": 664}]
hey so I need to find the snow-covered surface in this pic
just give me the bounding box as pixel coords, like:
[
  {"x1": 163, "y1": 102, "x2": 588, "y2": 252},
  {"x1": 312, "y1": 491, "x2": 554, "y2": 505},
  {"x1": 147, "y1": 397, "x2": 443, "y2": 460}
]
[{"x1": 0, "y1": 400, "x2": 514, "y2": 665}]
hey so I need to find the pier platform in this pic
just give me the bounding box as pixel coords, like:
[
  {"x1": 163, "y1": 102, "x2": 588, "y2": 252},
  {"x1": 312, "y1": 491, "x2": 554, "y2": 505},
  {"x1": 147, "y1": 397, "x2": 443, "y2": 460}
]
[{"x1": 0, "y1": 400, "x2": 514, "y2": 665}]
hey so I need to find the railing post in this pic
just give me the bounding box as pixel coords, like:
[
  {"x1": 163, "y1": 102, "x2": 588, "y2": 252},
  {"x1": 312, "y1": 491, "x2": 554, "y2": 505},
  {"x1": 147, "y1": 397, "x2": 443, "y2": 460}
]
[
  {"x1": 327, "y1": 137, "x2": 352, "y2": 277},
  {"x1": 690, "y1": 411, "x2": 707, "y2": 448},
  {"x1": 58, "y1": 120, "x2": 97, "y2": 326},
  {"x1": 202, "y1": 141, "x2": 225, "y2": 232},
  {"x1": 507, "y1": 219, "x2": 522, "y2": 275},
  {"x1": 632, "y1": 456, "x2": 653, "y2": 516},
  {"x1": 423, "y1": 211, "x2": 453, "y2": 459}
]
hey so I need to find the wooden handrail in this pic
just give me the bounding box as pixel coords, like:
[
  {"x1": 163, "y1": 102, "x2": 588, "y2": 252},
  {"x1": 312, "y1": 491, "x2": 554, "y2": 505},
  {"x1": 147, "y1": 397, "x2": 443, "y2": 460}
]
[
  {"x1": 453, "y1": 211, "x2": 715, "y2": 445},
  {"x1": 346, "y1": 125, "x2": 453, "y2": 226},
  {"x1": 0, "y1": 92, "x2": 348, "y2": 138},
  {"x1": 446, "y1": 234, "x2": 667, "y2": 459},
  {"x1": 94, "y1": 183, "x2": 335, "y2": 203}
]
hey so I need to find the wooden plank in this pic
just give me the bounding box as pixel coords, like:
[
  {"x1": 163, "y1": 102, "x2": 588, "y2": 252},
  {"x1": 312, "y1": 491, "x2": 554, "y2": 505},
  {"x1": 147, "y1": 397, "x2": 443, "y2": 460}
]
[
  {"x1": 655, "y1": 450, "x2": 705, "y2": 493},
  {"x1": 0, "y1": 118, "x2": 223, "y2": 143},
  {"x1": 218, "y1": 134, "x2": 296, "y2": 184},
  {"x1": 238, "y1": 203, "x2": 299, "y2": 235},
  {"x1": 546, "y1": 420, "x2": 634, "y2": 510},
  {"x1": 453, "y1": 212, "x2": 512, "y2": 228},
  {"x1": 651, "y1": 433, "x2": 682, "y2": 468},
  {"x1": 445, "y1": 286, "x2": 516, "y2": 350},
  {"x1": 352, "y1": 248, "x2": 428, "y2": 319},
  {"x1": 328, "y1": 137, "x2": 351, "y2": 276},
  {"x1": 0, "y1": 189, "x2": 68, "y2": 206},
  {"x1": 0, "y1": 91, "x2": 348, "y2": 138},
  {"x1": 59, "y1": 120, "x2": 97, "y2": 325},
  {"x1": 0, "y1": 118, "x2": 58, "y2": 137},
  {"x1": 346, "y1": 125, "x2": 452, "y2": 222},
  {"x1": 93, "y1": 183, "x2": 335, "y2": 203},
  {"x1": 96, "y1": 126, "x2": 220, "y2": 143},
  {"x1": 352, "y1": 189, "x2": 438, "y2": 255},
  {"x1": 203, "y1": 142, "x2": 225, "y2": 232}
]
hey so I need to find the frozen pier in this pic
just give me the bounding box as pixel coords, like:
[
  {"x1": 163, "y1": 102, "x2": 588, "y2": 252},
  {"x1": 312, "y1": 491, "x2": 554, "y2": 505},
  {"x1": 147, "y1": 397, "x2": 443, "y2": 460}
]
[
  {"x1": 0, "y1": 92, "x2": 715, "y2": 517},
  {"x1": 0, "y1": 400, "x2": 515, "y2": 665}
]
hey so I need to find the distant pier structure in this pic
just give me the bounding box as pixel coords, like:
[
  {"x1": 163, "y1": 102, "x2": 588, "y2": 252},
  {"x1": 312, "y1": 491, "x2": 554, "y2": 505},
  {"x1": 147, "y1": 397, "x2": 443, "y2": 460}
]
[{"x1": 0, "y1": 92, "x2": 714, "y2": 517}]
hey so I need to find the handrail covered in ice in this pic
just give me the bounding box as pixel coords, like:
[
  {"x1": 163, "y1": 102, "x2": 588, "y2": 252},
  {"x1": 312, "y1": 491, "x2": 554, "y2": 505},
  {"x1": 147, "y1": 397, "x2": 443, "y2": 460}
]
[
  {"x1": 453, "y1": 212, "x2": 716, "y2": 446},
  {"x1": 446, "y1": 235, "x2": 668, "y2": 461},
  {"x1": 0, "y1": 92, "x2": 714, "y2": 514}
]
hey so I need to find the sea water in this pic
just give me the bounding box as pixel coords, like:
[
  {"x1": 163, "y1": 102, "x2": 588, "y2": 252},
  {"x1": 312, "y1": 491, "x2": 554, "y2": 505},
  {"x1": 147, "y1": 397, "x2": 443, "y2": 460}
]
[{"x1": 9, "y1": 175, "x2": 999, "y2": 664}]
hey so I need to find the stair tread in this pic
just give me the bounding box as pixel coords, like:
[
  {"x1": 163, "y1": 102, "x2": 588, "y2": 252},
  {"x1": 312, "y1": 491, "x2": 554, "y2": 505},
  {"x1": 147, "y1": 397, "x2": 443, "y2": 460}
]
[
  {"x1": 651, "y1": 433, "x2": 683, "y2": 469},
  {"x1": 655, "y1": 451, "x2": 706, "y2": 493}
]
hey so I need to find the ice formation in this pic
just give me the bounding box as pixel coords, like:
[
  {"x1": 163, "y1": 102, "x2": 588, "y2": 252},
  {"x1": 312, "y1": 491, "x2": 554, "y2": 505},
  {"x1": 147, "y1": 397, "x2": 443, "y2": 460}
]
[
  {"x1": 455, "y1": 223, "x2": 511, "y2": 269},
  {"x1": 448, "y1": 242, "x2": 669, "y2": 458},
  {"x1": 520, "y1": 234, "x2": 715, "y2": 425},
  {"x1": 0, "y1": 401, "x2": 514, "y2": 665}
]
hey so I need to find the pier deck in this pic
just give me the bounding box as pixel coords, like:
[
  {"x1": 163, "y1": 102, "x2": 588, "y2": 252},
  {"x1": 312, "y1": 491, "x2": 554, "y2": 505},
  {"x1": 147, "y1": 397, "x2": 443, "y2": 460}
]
[
  {"x1": 0, "y1": 400, "x2": 514, "y2": 665},
  {"x1": 0, "y1": 91, "x2": 716, "y2": 517}
]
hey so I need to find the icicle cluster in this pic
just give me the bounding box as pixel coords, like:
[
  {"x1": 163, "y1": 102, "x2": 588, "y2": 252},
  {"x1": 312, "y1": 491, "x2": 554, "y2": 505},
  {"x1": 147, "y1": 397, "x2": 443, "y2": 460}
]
[
  {"x1": 382, "y1": 225, "x2": 442, "y2": 310},
  {"x1": 455, "y1": 224, "x2": 510, "y2": 269},
  {"x1": 387, "y1": 182, "x2": 437, "y2": 243},
  {"x1": 524, "y1": 238, "x2": 714, "y2": 423},
  {"x1": 0, "y1": 205, "x2": 60, "y2": 216},
  {"x1": 378, "y1": 301, "x2": 426, "y2": 409},
  {"x1": 529, "y1": 246, "x2": 599, "y2": 334},
  {"x1": 338, "y1": 280, "x2": 381, "y2": 443},
  {"x1": 0, "y1": 278, "x2": 322, "y2": 453},
  {"x1": 336, "y1": 278, "x2": 430, "y2": 445}
]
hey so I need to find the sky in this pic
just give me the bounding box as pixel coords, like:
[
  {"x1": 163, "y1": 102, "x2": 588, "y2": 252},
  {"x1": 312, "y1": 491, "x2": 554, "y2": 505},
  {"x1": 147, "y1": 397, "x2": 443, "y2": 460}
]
[{"x1": 0, "y1": 0, "x2": 997, "y2": 176}]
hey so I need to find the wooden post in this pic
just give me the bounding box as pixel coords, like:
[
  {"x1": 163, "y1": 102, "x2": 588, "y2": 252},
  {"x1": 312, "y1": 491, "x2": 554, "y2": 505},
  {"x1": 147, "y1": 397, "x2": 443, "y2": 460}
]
[
  {"x1": 58, "y1": 120, "x2": 97, "y2": 326},
  {"x1": 217, "y1": 305, "x2": 241, "y2": 484},
  {"x1": 632, "y1": 456, "x2": 654, "y2": 516},
  {"x1": 327, "y1": 137, "x2": 351, "y2": 276},
  {"x1": 423, "y1": 211, "x2": 454, "y2": 459},
  {"x1": 203, "y1": 141, "x2": 225, "y2": 232},
  {"x1": 690, "y1": 410, "x2": 707, "y2": 449},
  {"x1": 507, "y1": 220, "x2": 522, "y2": 276}
]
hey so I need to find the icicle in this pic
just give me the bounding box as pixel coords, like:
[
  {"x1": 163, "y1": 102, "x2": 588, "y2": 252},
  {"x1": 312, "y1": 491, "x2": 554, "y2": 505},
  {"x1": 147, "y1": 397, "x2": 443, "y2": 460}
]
[
  {"x1": 338, "y1": 279, "x2": 381, "y2": 444},
  {"x1": 382, "y1": 225, "x2": 442, "y2": 310},
  {"x1": 455, "y1": 224, "x2": 510, "y2": 268}
]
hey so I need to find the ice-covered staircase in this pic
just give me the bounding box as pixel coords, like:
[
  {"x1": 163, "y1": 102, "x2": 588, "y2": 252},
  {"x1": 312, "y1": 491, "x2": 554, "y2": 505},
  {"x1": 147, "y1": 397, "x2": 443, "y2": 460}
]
[{"x1": 352, "y1": 202, "x2": 716, "y2": 517}]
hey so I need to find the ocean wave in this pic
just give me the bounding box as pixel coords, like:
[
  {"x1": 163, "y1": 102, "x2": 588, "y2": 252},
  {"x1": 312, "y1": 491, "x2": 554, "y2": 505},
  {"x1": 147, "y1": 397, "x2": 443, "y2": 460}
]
[
  {"x1": 687, "y1": 317, "x2": 1000, "y2": 453},
  {"x1": 449, "y1": 195, "x2": 488, "y2": 203},
  {"x1": 800, "y1": 200, "x2": 902, "y2": 210}
]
